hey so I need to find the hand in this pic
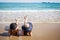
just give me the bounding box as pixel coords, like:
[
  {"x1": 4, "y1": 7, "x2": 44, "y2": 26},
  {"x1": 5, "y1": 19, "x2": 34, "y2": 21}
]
[
  {"x1": 15, "y1": 17, "x2": 20, "y2": 21},
  {"x1": 24, "y1": 16, "x2": 27, "y2": 19},
  {"x1": 15, "y1": 17, "x2": 20, "y2": 25}
]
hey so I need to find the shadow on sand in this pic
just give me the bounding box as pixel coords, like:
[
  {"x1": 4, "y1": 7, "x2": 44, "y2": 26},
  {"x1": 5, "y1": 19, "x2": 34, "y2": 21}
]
[
  {"x1": 5, "y1": 26, "x2": 9, "y2": 31},
  {"x1": 0, "y1": 26, "x2": 23, "y2": 37},
  {"x1": 0, "y1": 32, "x2": 10, "y2": 37},
  {"x1": 0, "y1": 26, "x2": 10, "y2": 37},
  {"x1": 0, "y1": 26, "x2": 32, "y2": 37}
]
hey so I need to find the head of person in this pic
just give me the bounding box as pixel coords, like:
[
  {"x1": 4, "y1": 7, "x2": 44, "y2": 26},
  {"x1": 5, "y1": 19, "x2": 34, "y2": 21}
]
[{"x1": 10, "y1": 23, "x2": 17, "y2": 30}]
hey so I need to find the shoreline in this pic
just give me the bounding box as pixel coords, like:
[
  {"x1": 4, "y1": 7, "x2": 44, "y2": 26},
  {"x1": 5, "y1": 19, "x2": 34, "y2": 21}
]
[
  {"x1": 0, "y1": 10, "x2": 60, "y2": 24},
  {"x1": 0, "y1": 22, "x2": 60, "y2": 23},
  {"x1": 0, "y1": 10, "x2": 60, "y2": 12}
]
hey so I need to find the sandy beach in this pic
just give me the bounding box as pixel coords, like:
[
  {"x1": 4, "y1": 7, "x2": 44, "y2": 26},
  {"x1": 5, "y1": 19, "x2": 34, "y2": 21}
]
[{"x1": 0, "y1": 23, "x2": 60, "y2": 40}]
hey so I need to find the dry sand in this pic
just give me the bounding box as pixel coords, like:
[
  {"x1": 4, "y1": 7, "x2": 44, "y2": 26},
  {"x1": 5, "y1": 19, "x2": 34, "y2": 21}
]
[{"x1": 0, "y1": 23, "x2": 60, "y2": 40}]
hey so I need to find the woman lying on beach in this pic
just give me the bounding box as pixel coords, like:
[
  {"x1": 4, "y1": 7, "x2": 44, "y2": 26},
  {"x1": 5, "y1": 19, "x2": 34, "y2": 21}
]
[
  {"x1": 22, "y1": 16, "x2": 33, "y2": 36},
  {"x1": 8, "y1": 16, "x2": 33, "y2": 36},
  {"x1": 9, "y1": 18, "x2": 20, "y2": 36}
]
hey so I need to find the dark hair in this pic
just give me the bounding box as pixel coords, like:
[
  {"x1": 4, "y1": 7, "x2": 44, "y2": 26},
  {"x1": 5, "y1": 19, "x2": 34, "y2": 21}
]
[{"x1": 10, "y1": 23, "x2": 17, "y2": 30}]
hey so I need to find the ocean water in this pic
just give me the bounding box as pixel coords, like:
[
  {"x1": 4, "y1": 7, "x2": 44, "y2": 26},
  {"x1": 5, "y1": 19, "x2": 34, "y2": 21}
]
[
  {"x1": 0, "y1": 2, "x2": 60, "y2": 23},
  {"x1": 0, "y1": 2, "x2": 60, "y2": 10},
  {"x1": 0, "y1": 10, "x2": 60, "y2": 23}
]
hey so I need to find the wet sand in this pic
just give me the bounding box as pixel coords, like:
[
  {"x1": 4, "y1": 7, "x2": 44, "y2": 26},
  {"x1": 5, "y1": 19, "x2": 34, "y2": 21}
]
[{"x1": 0, "y1": 23, "x2": 60, "y2": 40}]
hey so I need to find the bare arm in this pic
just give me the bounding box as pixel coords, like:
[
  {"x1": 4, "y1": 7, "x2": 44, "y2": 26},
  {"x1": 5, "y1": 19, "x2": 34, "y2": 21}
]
[
  {"x1": 24, "y1": 16, "x2": 29, "y2": 27},
  {"x1": 15, "y1": 17, "x2": 20, "y2": 30},
  {"x1": 15, "y1": 17, "x2": 20, "y2": 25},
  {"x1": 15, "y1": 18, "x2": 18, "y2": 25},
  {"x1": 24, "y1": 16, "x2": 28, "y2": 25}
]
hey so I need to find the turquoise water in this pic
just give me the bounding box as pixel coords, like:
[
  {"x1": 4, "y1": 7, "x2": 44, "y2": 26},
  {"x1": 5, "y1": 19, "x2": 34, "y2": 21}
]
[{"x1": 0, "y1": 2, "x2": 60, "y2": 10}]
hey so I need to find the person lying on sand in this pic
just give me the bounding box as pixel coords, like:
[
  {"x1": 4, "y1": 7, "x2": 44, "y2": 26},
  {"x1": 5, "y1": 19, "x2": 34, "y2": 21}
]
[
  {"x1": 9, "y1": 18, "x2": 20, "y2": 36},
  {"x1": 22, "y1": 16, "x2": 33, "y2": 36}
]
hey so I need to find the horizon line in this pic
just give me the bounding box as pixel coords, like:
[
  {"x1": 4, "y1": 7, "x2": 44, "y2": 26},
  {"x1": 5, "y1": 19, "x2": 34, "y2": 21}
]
[{"x1": 0, "y1": 2, "x2": 60, "y2": 3}]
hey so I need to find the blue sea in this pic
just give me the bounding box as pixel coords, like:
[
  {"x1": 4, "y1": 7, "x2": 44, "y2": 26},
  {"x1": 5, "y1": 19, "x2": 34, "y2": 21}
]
[
  {"x1": 0, "y1": 2, "x2": 60, "y2": 23},
  {"x1": 0, "y1": 2, "x2": 60, "y2": 10}
]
